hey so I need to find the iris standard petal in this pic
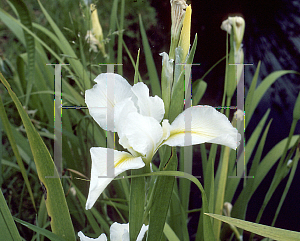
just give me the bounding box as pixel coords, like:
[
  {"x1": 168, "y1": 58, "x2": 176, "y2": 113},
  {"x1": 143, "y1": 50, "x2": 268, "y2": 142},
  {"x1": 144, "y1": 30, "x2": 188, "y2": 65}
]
[
  {"x1": 78, "y1": 231, "x2": 107, "y2": 241},
  {"x1": 119, "y1": 112, "x2": 163, "y2": 160},
  {"x1": 114, "y1": 98, "x2": 137, "y2": 134},
  {"x1": 163, "y1": 106, "x2": 241, "y2": 149},
  {"x1": 85, "y1": 147, "x2": 144, "y2": 210},
  {"x1": 131, "y1": 82, "x2": 165, "y2": 123},
  {"x1": 85, "y1": 73, "x2": 134, "y2": 131}
]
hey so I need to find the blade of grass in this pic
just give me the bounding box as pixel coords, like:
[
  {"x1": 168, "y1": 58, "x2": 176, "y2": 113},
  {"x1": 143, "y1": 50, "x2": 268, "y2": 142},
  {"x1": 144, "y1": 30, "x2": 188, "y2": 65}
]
[
  {"x1": 213, "y1": 146, "x2": 231, "y2": 239},
  {"x1": 37, "y1": 0, "x2": 90, "y2": 90},
  {"x1": 122, "y1": 41, "x2": 143, "y2": 83},
  {"x1": 108, "y1": 0, "x2": 119, "y2": 62},
  {"x1": 225, "y1": 109, "x2": 270, "y2": 202},
  {"x1": 0, "y1": 190, "x2": 22, "y2": 241},
  {"x1": 14, "y1": 217, "x2": 66, "y2": 241},
  {"x1": 0, "y1": 73, "x2": 75, "y2": 240},
  {"x1": 271, "y1": 146, "x2": 299, "y2": 227},
  {"x1": 114, "y1": 170, "x2": 215, "y2": 241},
  {"x1": 7, "y1": 0, "x2": 35, "y2": 107},
  {"x1": 117, "y1": 0, "x2": 125, "y2": 75},
  {"x1": 129, "y1": 168, "x2": 145, "y2": 241},
  {"x1": 0, "y1": 96, "x2": 36, "y2": 210},
  {"x1": 147, "y1": 147, "x2": 178, "y2": 241},
  {"x1": 245, "y1": 61, "x2": 261, "y2": 127},
  {"x1": 247, "y1": 70, "x2": 300, "y2": 125},
  {"x1": 205, "y1": 213, "x2": 300, "y2": 241},
  {"x1": 138, "y1": 14, "x2": 161, "y2": 97},
  {"x1": 164, "y1": 222, "x2": 181, "y2": 241}
]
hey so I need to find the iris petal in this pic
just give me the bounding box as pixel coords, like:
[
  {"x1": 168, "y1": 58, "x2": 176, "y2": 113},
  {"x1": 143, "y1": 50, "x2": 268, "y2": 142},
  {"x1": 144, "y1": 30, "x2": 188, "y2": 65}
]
[
  {"x1": 85, "y1": 147, "x2": 144, "y2": 210},
  {"x1": 119, "y1": 112, "x2": 163, "y2": 160},
  {"x1": 163, "y1": 106, "x2": 241, "y2": 149},
  {"x1": 132, "y1": 82, "x2": 165, "y2": 123},
  {"x1": 78, "y1": 231, "x2": 107, "y2": 241},
  {"x1": 85, "y1": 73, "x2": 134, "y2": 131}
]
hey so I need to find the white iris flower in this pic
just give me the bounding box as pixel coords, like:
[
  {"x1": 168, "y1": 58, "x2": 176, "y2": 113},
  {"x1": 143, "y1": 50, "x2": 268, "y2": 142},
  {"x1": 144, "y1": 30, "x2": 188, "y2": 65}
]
[
  {"x1": 85, "y1": 73, "x2": 241, "y2": 210},
  {"x1": 78, "y1": 222, "x2": 148, "y2": 241}
]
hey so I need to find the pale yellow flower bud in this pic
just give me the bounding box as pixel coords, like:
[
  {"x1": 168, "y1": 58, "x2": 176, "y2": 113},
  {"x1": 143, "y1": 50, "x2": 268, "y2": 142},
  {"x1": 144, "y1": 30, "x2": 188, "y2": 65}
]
[
  {"x1": 178, "y1": 4, "x2": 191, "y2": 62},
  {"x1": 91, "y1": 4, "x2": 103, "y2": 42},
  {"x1": 90, "y1": 4, "x2": 106, "y2": 57}
]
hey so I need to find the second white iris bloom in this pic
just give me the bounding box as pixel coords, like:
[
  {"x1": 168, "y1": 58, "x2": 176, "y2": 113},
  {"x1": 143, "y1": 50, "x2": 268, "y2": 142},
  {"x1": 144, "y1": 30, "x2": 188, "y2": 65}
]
[{"x1": 85, "y1": 73, "x2": 241, "y2": 210}]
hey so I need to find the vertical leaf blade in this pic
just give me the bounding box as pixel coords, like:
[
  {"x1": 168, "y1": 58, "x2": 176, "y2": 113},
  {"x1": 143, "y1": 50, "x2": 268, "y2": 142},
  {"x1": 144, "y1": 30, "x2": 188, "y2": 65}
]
[
  {"x1": 0, "y1": 73, "x2": 75, "y2": 240},
  {"x1": 139, "y1": 14, "x2": 161, "y2": 97}
]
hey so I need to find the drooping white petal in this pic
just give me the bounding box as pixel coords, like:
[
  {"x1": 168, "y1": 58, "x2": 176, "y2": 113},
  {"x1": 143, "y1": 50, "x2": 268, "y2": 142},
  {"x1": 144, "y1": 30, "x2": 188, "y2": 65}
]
[
  {"x1": 163, "y1": 106, "x2": 241, "y2": 149},
  {"x1": 110, "y1": 222, "x2": 129, "y2": 241},
  {"x1": 85, "y1": 73, "x2": 135, "y2": 131},
  {"x1": 119, "y1": 112, "x2": 163, "y2": 160},
  {"x1": 85, "y1": 147, "x2": 144, "y2": 210},
  {"x1": 131, "y1": 82, "x2": 165, "y2": 123},
  {"x1": 78, "y1": 231, "x2": 107, "y2": 241}
]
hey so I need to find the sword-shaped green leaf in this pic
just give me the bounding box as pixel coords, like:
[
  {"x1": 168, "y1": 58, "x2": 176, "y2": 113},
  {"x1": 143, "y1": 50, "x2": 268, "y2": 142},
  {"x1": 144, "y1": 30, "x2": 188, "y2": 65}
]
[{"x1": 0, "y1": 73, "x2": 75, "y2": 240}]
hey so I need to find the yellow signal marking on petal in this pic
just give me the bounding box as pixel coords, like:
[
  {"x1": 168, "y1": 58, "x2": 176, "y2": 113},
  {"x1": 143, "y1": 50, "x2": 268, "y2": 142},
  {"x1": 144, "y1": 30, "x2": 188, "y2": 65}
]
[
  {"x1": 114, "y1": 154, "x2": 130, "y2": 168},
  {"x1": 168, "y1": 129, "x2": 216, "y2": 139},
  {"x1": 114, "y1": 153, "x2": 141, "y2": 169}
]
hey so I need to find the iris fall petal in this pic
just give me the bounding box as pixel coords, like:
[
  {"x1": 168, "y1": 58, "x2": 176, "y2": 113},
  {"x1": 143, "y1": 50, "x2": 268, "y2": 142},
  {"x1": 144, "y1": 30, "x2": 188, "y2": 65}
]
[
  {"x1": 85, "y1": 147, "x2": 144, "y2": 210},
  {"x1": 163, "y1": 106, "x2": 241, "y2": 149}
]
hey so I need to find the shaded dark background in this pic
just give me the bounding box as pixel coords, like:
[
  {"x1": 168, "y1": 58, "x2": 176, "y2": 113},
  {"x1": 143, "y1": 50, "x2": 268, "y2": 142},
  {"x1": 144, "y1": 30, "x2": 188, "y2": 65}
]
[{"x1": 148, "y1": 0, "x2": 300, "y2": 238}]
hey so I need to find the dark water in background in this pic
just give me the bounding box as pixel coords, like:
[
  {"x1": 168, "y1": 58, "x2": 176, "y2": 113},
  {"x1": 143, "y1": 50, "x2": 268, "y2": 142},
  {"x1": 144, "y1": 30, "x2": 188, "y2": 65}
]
[{"x1": 151, "y1": 0, "x2": 300, "y2": 237}]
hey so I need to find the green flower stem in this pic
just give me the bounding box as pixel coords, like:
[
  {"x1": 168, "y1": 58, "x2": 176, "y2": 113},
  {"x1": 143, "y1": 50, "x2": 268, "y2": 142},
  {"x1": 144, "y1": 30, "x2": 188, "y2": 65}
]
[
  {"x1": 225, "y1": 96, "x2": 232, "y2": 119},
  {"x1": 229, "y1": 223, "x2": 242, "y2": 241}
]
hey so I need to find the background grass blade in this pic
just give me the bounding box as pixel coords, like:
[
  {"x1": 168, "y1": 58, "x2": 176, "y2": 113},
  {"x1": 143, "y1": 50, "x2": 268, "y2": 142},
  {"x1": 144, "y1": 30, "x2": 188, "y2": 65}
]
[
  {"x1": 247, "y1": 70, "x2": 299, "y2": 125},
  {"x1": 14, "y1": 217, "x2": 66, "y2": 241},
  {"x1": 0, "y1": 190, "x2": 22, "y2": 241},
  {"x1": 0, "y1": 73, "x2": 75, "y2": 240},
  {"x1": 7, "y1": 0, "x2": 35, "y2": 107},
  {"x1": 205, "y1": 213, "x2": 300, "y2": 241},
  {"x1": 0, "y1": 96, "x2": 36, "y2": 210},
  {"x1": 139, "y1": 14, "x2": 161, "y2": 97}
]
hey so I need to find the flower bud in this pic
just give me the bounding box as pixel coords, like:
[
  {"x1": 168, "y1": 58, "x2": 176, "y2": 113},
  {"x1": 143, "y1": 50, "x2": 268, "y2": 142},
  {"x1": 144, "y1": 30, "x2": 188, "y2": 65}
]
[
  {"x1": 178, "y1": 4, "x2": 191, "y2": 62},
  {"x1": 221, "y1": 16, "x2": 245, "y2": 51},
  {"x1": 169, "y1": 0, "x2": 188, "y2": 59},
  {"x1": 223, "y1": 202, "x2": 233, "y2": 217},
  {"x1": 160, "y1": 52, "x2": 174, "y2": 118},
  {"x1": 287, "y1": 159, "x2": 293, "y2": 168},
  {"x1": 221, "y1": 16, "x2": 245, "y2": 97},
  {"x1": 90, "y1": 4, "x2": 106, "y2": 57}
]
